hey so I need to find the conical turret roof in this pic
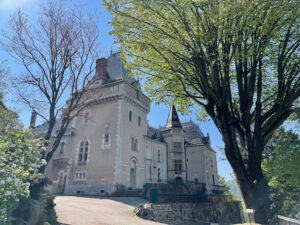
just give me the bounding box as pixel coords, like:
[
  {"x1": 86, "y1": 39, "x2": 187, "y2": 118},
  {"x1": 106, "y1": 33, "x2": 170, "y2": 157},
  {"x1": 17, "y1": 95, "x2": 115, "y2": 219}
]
[{"x1": 166, "y1": 105, "x2": 182, "y2": 128}]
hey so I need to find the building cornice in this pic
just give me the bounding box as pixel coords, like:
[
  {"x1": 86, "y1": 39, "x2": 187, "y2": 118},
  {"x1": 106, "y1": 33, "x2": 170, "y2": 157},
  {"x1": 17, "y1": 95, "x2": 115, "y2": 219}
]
[{"x1": 124, "y1": 95, "x2": 150, "y2": 113}]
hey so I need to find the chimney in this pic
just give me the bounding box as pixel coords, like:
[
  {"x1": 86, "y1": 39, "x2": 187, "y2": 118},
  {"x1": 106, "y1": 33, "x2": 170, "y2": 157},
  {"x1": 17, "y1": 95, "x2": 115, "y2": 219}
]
[
  {"x1": 96, "y1": 58, "x2": 108, "y2": 78},
  {"x1": 29, "y1": 111, "x2": 37, "y2": 129}
]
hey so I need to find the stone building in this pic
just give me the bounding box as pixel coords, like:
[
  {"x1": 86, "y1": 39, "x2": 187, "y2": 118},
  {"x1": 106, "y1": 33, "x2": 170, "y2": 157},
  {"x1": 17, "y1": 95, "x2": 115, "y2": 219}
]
[{"x1": 43, "y1": 53, "x2": 220, "y2": 195}]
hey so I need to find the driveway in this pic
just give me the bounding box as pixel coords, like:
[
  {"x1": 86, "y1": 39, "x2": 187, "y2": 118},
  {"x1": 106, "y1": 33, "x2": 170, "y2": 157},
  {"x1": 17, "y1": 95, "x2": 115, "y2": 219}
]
[{"x1": 55, "y1": 196, "x2": 166, "y2": 225}]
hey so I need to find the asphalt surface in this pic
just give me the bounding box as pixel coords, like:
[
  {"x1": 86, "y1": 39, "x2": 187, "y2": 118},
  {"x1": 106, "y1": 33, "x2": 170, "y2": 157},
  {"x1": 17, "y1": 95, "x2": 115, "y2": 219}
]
[{"x1": 54, "y1": 196, "x2": 166, "y2": 225}]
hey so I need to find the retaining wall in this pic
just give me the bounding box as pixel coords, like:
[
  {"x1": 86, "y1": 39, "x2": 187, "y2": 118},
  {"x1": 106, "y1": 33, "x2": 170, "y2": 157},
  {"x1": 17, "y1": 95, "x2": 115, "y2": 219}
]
[{"x1": 136, "y1": 201, "x2": 244, "y2": 225}]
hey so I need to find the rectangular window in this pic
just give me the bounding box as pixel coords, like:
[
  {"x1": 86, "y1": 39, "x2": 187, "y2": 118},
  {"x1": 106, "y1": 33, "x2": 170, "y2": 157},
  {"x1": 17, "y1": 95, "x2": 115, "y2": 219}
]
[
  {"x1": 60, "y1": 142, "x2": 65, "y2": 154},
  {"x1": 105, "y1": 133, "x2": 109, "y2": 144},
  {"x1": 138, "y1": 116, "x2": 141, "y2": 126},
  {"x1": 136, "y1": 90, "x2": 140, "y2": 100},
  {"x1": 84, "y1": 111, "x2": 90, "y2": 123},
  {"x1": 131, "y1": 137, "x2": 135, "y2": 150},
  {"x1": 157, "y1": 168, "x2": 161, "y2": 181},
  {"x1": 157, "y1": 149, "x2": 161, "y2": 162},
  {"x1": 174, "y1": 142, "x2": 181, "y2": 152},
  {"x1": 212, "y1": 174, "x2": 215, "y2": 185},
  {"x1": 174, "y1": 160, "x2": 182, "y2": 171},
  {"x1": 207, "y1": 172, "x2": 209, "y2": 185},
  {"x1": 75, "y1": 171, "x2": 87, "y2": 181},
  {"x1": 129, "y1": 111, "x2": 132, "y2": 121},
  {"x1": 211, "y1": 158, "x2": 214, "y2": 168}
]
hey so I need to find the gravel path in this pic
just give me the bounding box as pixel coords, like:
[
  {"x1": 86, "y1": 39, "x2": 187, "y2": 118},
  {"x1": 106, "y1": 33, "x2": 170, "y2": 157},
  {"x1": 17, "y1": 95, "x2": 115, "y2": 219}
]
[{"x1": 55, "y1": 196, "x2": 166, "y2": 225}]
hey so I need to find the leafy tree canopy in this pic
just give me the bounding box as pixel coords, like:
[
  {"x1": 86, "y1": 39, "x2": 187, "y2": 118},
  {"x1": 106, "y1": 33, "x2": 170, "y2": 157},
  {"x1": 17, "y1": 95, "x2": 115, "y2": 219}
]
[
  {"x1": 105, "y1": 0, "x2": 299, "y2": 223},
  {"x1": 262, "y1": 127, "x2": 300, "y2": 218}
]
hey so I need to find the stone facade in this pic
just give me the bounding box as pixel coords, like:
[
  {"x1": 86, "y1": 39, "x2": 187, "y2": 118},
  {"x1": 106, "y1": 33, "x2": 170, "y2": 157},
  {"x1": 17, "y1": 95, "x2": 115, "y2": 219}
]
[{"x1": 43, "y1": 53, "x2": 220, "y2": 195}]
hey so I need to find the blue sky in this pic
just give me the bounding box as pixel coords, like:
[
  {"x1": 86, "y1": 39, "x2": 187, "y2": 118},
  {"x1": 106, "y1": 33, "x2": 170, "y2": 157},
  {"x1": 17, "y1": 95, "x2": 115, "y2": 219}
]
[{"x1": 0, "y1": 0, "x2": 234, "y2": 180}]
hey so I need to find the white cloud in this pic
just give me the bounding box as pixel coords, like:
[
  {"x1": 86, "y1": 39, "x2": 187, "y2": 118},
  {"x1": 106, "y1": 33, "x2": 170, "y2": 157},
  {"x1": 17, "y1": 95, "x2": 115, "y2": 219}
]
[{"x1": 0, "y1": 0, "x2": 34, "y2": 11}]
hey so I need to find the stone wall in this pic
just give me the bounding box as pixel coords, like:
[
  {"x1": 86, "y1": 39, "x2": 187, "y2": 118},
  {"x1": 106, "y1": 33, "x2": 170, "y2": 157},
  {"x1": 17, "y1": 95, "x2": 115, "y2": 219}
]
[{"x1": 136, "y1": 202, "x2": 244, "y2": 225}]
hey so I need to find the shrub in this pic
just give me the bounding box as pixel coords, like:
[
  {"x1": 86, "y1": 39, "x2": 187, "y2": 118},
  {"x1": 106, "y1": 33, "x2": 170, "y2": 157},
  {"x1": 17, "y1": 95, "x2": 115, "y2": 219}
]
[{"x1": 0, "y1": 130, "x2": 46, "y2": 224}]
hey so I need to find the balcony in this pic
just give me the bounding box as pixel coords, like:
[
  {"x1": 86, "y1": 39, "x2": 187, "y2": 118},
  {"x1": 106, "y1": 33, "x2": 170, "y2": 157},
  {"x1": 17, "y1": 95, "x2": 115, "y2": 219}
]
[
  {"x1": 209, "y1": 185, "x2": 225, "y2": 193},
  {"x1": 64, "y1": 128, "x2": 76, "y2": 136}
]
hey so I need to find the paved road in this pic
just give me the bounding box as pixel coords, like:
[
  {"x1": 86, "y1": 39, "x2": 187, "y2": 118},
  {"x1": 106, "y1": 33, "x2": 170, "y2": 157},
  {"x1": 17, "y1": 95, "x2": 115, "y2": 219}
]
[{"x1": 55, "y1": 196, "x2": 166, "y2": 225}]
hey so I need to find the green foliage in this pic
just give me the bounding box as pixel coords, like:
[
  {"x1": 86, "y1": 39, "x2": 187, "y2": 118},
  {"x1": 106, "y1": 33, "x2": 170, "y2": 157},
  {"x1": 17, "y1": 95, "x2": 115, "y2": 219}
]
[
  {"x1": 104, "y1": 0, "x2": 299, "y2": 117},
  {"x1": 262, "y1": 127, "x2": 300, "y2": 218},
  {"x1": 40, "y1": 192, "x2": 57, "y2": 225},
  {"x1": 0, "y1": 130, "x2": 46, "y2": 224},
  {"x1": 0, "y1": 105, "x2": 18, "y2": 134},
  {"x1": 0, "y1": 63, "x2": 18, "y2": 133},
  {"x1": 218, "y1": 176, "x2": 232, "y2": 196}
]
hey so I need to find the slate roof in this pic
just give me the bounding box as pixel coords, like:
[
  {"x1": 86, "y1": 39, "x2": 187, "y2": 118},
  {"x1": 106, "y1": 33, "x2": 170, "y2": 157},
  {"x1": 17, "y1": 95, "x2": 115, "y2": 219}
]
[
  {"x1": 147, "y1": 126, "x2": 165, "y2": 142},
  {"x1": 182, "y1": 121, "x2": 207, "y2": 145},
  {"x1": 165, "y1": 106, "x2": 182, "y2": 128},
  {"x1": 33, "y1": 119, "x2": 61, "y2": 137}
]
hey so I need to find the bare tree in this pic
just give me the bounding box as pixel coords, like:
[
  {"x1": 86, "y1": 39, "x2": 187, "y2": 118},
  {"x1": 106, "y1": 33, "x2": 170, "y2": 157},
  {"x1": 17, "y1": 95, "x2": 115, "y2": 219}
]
[{"x1": 1, "y1": 0, "x2": 99, "y2": 171}]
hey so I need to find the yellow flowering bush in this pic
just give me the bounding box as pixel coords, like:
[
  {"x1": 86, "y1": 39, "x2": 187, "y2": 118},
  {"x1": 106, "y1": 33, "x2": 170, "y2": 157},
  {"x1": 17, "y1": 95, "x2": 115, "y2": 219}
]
[{"x1": 0, "y1": 131, "x2": 46, "y2": 224}]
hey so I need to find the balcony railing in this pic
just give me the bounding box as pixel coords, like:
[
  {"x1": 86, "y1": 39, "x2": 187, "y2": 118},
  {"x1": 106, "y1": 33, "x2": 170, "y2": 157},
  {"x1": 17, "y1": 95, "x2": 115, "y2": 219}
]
[
  {"x1": 209, "y1": 185, "x2": 225, "y2": 193},
  {"x1": 64, "y1": 128, "x2": 76, "y2": 136}
]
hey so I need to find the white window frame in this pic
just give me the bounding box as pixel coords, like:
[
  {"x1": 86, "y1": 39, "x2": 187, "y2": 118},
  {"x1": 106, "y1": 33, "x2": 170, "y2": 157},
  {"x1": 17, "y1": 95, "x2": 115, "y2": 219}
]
[
  {"x1": 78, "y1": 139, "x2": 89, "y2": 163},
  {"x1": 74, "y1": 171, "x2": 87, "y2": 181},
  {"x1": 102, "y1": 133, "x2": 111, "y2": 149}
]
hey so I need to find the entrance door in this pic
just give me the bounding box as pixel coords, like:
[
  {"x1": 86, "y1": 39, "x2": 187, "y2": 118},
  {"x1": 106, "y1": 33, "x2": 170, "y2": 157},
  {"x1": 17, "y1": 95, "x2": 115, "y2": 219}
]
[
  {"x1": 62, "y1": 175, "x2": 67, "y2": 193},
  {"x1": 58, "y1": 172, "x2": 67, "y2": 194},
  {"x1": 175, "y1": 177, "x2": 183, "y2": 184},
  {"x1": 130, "y1": 160, "x2": 136, "y2": 188}
]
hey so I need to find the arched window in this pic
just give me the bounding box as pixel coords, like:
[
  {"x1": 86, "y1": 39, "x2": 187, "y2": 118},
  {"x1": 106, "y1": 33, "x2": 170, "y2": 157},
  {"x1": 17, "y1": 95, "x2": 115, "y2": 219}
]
[{"x1": 78, "y1": 140, "x2": 89, "y2": 163}]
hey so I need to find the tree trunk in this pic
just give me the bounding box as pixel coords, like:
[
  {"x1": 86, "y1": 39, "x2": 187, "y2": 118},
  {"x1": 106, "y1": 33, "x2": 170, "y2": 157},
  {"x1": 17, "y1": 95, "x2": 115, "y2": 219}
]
[{"x1": 231, "y1": 151, "x2": 271, "y2": 224}]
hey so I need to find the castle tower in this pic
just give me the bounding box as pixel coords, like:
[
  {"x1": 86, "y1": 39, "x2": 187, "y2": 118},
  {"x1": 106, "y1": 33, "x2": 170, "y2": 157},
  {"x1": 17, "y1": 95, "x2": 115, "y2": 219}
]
[{"x1": 162, "y1": 106, "x2": 187, "y2": 183}]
